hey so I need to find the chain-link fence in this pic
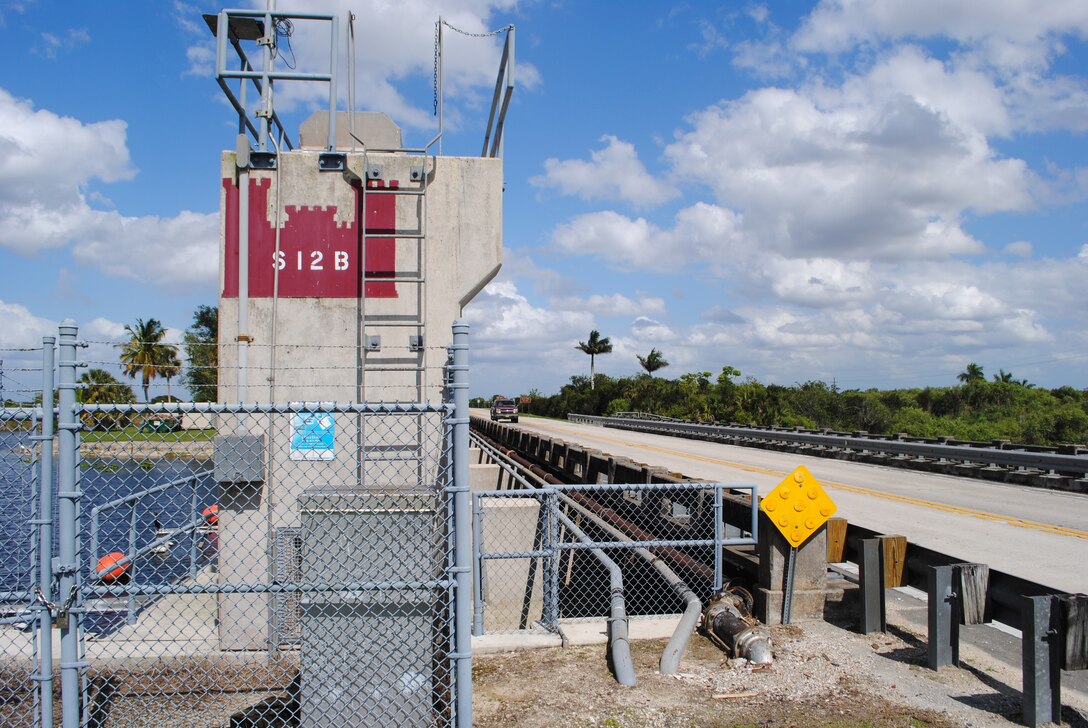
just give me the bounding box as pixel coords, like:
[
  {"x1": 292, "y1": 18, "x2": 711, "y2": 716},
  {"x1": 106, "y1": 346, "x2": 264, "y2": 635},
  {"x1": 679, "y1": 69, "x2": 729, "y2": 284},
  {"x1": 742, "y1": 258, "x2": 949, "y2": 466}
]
[
  {"x1": 0, "y1": 323, "x2": 475, "y2": 728},
  {"x1": 472, "y1": 482, "x2": 758, "y2": 635},
  {"x1": 0, "y1": 406, "x2": 45, "y2": 727}
]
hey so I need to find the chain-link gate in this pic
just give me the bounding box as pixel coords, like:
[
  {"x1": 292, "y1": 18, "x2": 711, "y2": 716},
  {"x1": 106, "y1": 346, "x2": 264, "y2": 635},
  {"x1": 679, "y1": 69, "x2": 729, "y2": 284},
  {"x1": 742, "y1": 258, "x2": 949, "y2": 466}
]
[
  {"x1": 0, "y1": 322, "x2": 474, "y2": 728},
  {"x1": 471, "y1": 482, "x2": 759, "y2": 635},
  {"x1": 0, "y1": 406, "x2": 46, "y2": 726}
]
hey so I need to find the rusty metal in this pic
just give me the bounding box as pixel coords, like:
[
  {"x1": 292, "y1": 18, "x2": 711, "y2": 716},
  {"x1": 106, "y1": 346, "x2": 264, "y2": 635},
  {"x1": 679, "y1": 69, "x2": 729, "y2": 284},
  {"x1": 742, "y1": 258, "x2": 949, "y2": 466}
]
[{"x1": 701, "y1": 586, "x2": 772, "y2": 665}]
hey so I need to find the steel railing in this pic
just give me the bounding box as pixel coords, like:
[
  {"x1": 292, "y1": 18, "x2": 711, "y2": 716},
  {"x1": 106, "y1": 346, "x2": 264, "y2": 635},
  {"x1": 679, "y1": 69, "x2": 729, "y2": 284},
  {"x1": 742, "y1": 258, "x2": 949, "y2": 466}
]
[{"x1": 570, "y1": 414, "x2": 1088, "y2": 479}]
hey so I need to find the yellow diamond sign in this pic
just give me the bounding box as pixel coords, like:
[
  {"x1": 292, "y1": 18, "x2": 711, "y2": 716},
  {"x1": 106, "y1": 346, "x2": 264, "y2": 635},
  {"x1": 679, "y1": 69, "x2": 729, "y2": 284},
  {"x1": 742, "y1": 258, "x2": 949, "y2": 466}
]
[{"x1": 761, "y1": 465, "x2": 836, "y2": 547}]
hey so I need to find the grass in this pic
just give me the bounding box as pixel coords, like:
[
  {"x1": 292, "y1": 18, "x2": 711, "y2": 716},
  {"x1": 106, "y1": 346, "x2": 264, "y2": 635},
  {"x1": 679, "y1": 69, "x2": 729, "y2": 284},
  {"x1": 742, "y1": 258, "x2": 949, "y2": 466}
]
[{"x1": 80, "y1": 427, "x2": 215, "y2": 443}]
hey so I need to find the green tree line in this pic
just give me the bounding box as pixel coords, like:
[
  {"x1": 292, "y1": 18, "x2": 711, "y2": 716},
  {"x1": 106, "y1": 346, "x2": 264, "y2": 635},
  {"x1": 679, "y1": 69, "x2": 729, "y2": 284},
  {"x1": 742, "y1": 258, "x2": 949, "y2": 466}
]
[{"x1": 519, "y1": 363, "x2": 1088, "y2": 447}]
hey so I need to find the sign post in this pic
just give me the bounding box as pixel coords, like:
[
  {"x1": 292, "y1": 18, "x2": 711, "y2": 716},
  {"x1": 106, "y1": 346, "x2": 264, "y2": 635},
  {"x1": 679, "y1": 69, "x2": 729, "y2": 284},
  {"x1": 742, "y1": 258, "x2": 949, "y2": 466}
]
[{"x1": 760, "y1": 465, "x2": 836, "y2": 624}]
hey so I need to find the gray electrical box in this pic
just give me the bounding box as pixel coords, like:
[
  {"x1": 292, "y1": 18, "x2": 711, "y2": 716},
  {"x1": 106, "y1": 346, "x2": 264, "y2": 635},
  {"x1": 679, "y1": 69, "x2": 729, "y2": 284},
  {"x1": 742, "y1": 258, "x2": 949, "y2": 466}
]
[
  {"x1": 298, "y1": 488, "x2": 447, "y2": 727},
  {"x1": 213, "y1": 435, "x2": 265, "y2": 483}
]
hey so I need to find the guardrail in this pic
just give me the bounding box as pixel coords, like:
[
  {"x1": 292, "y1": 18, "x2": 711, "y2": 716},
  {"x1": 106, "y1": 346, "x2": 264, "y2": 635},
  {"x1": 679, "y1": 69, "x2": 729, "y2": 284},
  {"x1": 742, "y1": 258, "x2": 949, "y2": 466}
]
[{"x1": 570, "y1": 414, "x2": 1088, "y2": 488}]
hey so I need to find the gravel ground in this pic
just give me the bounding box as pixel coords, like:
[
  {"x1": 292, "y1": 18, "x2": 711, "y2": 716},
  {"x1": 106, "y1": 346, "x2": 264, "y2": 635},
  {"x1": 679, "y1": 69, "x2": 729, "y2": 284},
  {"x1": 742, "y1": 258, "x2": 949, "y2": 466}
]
[{"x1": 474, "y1": 615, "x2": 1086, "y2": 728}]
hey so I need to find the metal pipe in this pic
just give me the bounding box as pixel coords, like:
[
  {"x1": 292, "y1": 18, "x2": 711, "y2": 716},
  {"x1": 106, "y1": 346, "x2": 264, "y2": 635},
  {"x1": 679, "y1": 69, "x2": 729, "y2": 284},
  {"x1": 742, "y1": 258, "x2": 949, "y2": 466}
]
[
  {"x1": 37, "y1": 336, "x2": 54, "y2": 727},
  {"x1": 258, "y1": 1, "x2": 274, "y2": 152},
  {"x1": 553, "y1": 509, "x2": 636, "y2": 686},
  {"x1": 450, "y1": 321, "x2": 472, "y2": 727},
  {"x1": 702, "y1": 589, "x2": 773, "y2": 665},
  {"x1": 327, "y1": 14, "x2": 338, "y2": 150},
  {"x1": 471, "y1": 493, "x2": 485, "y2": 635},
  {"x1": 56, "y1": 321, "x2": 79, "y2": 728},
  {"x1": 557, "y1": 493, "x2": 700, "y2": 675},
  {"x1": 559, "y1": 492, "x2": 699, "y2": 674},
  {"x1": 237, "y1": 163, "x2": 249, "y2": 399}
]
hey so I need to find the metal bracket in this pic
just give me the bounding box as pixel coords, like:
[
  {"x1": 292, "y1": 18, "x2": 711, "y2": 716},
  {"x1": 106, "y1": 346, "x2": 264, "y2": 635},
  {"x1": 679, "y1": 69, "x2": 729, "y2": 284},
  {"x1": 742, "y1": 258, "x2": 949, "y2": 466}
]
[
  {"x1": 249, "y1": 151, "x2": 277, "y2": 170},
  {"x1": 366, "y1": 164, "x2": 383, "y2": 181},
  {"x1": 409, "y1": 335, "x2": 424, "y2": 352},
  {"x1": 318, "y1": 152, "x2": 346, "y2": 173},
  {"x1": 409, "y1": 165, "x2": 424, "y2": 182},
  {"x1": 365, "y1": 335, "x2": 381, "y2": 352}
]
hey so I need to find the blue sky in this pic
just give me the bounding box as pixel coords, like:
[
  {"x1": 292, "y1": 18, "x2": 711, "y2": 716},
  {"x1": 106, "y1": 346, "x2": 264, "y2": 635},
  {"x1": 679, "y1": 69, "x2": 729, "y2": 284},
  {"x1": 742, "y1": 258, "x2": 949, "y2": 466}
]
[{"x1": 0, "y1": 0, "x2": 1086, "y2": 401}]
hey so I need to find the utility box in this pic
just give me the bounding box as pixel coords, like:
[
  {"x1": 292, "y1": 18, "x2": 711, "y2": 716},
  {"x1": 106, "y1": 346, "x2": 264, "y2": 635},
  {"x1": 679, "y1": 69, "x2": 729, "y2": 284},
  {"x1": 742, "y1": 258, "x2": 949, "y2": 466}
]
[
  {"x1": 297, "y1": 488, "x2": 449, "y2": 727},
  {"x1": 212, "y1": 435, "x2": 265, "y2": 483}
]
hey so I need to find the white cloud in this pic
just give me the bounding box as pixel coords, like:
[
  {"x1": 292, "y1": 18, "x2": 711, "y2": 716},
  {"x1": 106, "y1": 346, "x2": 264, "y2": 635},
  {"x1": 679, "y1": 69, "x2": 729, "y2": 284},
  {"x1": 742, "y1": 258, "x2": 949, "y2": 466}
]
[
  {"x1": 0, "y1": 88, "x2": 219, "y2": 288},
  {"x1": 0, "y1": 299, "x2": 54, "y2": 350},
  {"x1": 789, "y1": 1, "x2": 1088, "y2": 135},
  {"x1": 465, "y1": 280, "x2": 594, "y2": 362},
  {"x1": 70, "y1": 209, "x2": 219, "y2": 288},
  {"x1": 664, "y1": 54, "x2": 1032, "y2": 261},
  {"x1": 552, "y1": 293, "x2": 666, "y2": 318},
  {"x1": 552, "y1": 203, "x2": 745, "y2": 270},
  {"x1": 33, "y1": 28, "x2": 89, "y2": 59},
  {"x1": 183, "y1": 45, "x2": 215, "y2": 78},
  {"x1": 630, "y1": 316, "x2": 676, "y2": 342},
  {"x1": 1004, "y1": 241, "x2": 1032, "y2": 257},
  {"x1": 0, "y1": 88, "x2": 133, "y2": 232},
  {"x1": 793, "y1": 0, "x2": 1088, "y2": 68},
  {"x1": 531, "y1": 136, "x2": 679, "y2": 207}
]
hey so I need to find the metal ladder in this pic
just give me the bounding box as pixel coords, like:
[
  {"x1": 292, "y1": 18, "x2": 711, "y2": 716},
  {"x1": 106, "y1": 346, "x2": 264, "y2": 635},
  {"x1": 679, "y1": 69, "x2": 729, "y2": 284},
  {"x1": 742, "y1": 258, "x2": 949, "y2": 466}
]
[{"x1": 357, "y1": 149, "x2": 435, "y2": 478}]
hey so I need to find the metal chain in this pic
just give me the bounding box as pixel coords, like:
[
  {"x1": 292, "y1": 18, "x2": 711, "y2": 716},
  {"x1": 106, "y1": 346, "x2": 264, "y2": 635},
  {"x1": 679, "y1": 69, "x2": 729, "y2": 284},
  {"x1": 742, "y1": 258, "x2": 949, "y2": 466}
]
[
  {"x1": 34, "y1": 586, "x2": 57, "y2": 616},
  {"x1": 434, "y1": 20, "x2": 511, "y2": 116},
  {"x1": 433, "y1": 21, "x2": 440, "y2": 116},
  {"x1": 441, "y1": 20, "x2": 510, "y2": 38}
]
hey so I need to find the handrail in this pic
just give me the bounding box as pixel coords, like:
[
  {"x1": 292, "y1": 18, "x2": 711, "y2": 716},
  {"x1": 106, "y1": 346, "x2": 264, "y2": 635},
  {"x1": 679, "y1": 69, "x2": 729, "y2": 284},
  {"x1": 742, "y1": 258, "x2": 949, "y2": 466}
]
[
  {"x1": 481, "y1": 27, "x2": 515, "y2": 158},
  {"x1": 570, "y1": 414, "x2": 1088, "y2": 478}
]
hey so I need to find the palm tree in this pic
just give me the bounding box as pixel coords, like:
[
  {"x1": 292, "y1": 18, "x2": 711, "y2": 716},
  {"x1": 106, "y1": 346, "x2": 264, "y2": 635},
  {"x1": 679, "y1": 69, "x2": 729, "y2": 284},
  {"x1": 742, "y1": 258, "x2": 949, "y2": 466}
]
[
  {"x1": 77, "y1": 369, "x2": 135, "y2": 405},
  {"x1": 77, "y1": 369, "x2": 136, "y2": 430},
  {"x1": 957, "y1": 362, "x2": 985, "y2": 384},
  {"x1": 576, "y1": 330, "x2": 612, "y2": 390},
  {"x1": 118, "y1": 318, "x2": 179, "y2": 402},
  {"x1": 637, "y1": 348, "x2": 669, "y2": 376},
  {"x1": 160, "y1": 349, "x2": 182, "y2": 402}
]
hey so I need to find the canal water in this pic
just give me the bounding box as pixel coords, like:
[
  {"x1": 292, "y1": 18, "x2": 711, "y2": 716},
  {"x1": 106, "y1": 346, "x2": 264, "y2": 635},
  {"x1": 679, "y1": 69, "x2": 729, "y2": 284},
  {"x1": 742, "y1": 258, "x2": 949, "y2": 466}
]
[{"x1": 0, "y1": 430, "x2": 217, "y2": 624}]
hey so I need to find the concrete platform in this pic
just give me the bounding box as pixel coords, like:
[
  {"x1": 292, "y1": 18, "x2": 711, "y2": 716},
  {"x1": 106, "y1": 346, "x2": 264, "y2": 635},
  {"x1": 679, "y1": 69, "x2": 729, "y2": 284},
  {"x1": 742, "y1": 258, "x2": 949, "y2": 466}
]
[{"x1": 471, "y1": 614, "x2": 684, "y2": 654}]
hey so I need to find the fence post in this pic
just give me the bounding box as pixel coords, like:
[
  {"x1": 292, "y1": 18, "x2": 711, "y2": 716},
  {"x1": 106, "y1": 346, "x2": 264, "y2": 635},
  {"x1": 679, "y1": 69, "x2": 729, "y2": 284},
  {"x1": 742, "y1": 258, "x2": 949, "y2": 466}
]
[
  {"x1": 1022, "y1": 595, "x2": 1061, "y2": 727},
  {"x1": 56, "y1": 321, "x2": 81, "y2": 728},
  {"x1": 545, "y1": 488, "x2": 559, "y2": 629},
  {"x1": 927, "y1": 564, "x2": 958, "y2": 669},
  {"x1": 449, "y1": 320, "x2": 472, "y2": 728},
  {"x1": 37, "y1": 336, "x2": 55, "y2": 728},
  {"x1": 713, "y1": 485, "x2": 723, "y2": 592},
  {"x1": 858, "y1": 538, "x2": 886, "y2": 634}
]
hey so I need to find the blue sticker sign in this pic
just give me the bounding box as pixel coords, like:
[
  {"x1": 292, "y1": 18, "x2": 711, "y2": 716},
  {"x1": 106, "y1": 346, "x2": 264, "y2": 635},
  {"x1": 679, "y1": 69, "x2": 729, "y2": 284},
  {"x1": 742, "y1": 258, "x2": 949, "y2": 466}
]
[{"x1": 290, "y1": 412, "x2": 335, "y2": 460}]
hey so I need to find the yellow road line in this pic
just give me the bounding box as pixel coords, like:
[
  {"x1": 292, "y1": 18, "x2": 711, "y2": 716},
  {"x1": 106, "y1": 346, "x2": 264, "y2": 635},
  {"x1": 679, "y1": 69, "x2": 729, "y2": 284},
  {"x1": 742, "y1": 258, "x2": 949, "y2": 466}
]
[{"x1": 523, "y1": 421, "x2": 1088, "y2": 541}]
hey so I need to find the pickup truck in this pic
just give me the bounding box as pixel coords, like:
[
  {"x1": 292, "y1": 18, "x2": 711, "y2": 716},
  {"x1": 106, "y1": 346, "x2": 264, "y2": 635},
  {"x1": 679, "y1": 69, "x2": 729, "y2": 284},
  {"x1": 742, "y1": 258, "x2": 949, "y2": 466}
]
[{"x1": 490, "y1": 399, "x2": 519, "y2": 423}]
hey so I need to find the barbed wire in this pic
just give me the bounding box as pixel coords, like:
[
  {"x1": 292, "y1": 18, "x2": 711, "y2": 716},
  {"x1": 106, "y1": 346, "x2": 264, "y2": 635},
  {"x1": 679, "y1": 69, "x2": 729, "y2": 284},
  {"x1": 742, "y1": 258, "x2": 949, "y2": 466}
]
[{"x1": 82, "y1": 340, "x2": 450, "y2": 351}]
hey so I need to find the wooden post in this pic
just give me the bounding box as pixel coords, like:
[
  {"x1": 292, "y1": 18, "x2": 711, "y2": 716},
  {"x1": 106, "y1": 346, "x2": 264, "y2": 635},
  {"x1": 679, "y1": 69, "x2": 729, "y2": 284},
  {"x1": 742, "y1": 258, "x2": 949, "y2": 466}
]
[
  {"x1": 878, "y1": 535, "x2": 907, "y2": 588},
  {"x1": 826, "y1": 517, "x2": 847, "y2": 563},
  {"x1": 955, "y1": 563, "x2": 990, "y2": 625},
  {"x1": 1060, "y1": 594, "x2": 1088, "y2": 671}
]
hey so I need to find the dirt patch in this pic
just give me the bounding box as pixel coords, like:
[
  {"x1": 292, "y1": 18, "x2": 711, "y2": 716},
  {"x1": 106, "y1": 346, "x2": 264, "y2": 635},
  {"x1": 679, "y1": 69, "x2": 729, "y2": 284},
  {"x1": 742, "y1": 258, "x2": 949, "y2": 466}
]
[{"x1": 473, "y1": 621, "x2": 1024, "y2": 727}]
